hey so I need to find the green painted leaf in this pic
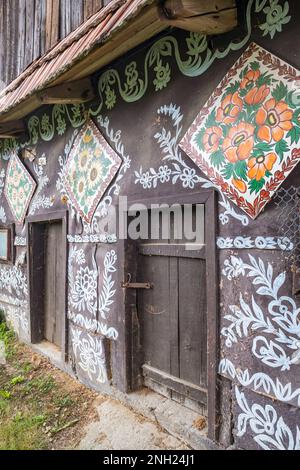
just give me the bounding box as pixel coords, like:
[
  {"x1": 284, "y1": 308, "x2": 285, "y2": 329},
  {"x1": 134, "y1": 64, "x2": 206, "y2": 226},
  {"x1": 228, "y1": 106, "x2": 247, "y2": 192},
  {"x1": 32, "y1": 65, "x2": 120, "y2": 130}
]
[
  {"x1": 205, "y1": 110, "x2": 216, "y2": 128},
  {"x1": 233, "y1": 160, "x2": 247, "y2": 181},
  {"x1": 286, "y1": 126, "x2": 300, "y2": 144},
  {"x1": 249, "y1": 178, "x2": 265, "y2": 194},
  {"x1": 275, "y1": 139, "x2": 289, "y2": 160},
  {"x1": 249, "y1": 61, "x2": 260, "y2": 71},
  {"x1": 292, "y1": 109, "x2": 300, "y2": 125},
  {"x1": 195, "y1": 129, "x2": 205, "y2": 150},
  {"x1": 224, "y1": 81, "x2": 239, "y2": 95},
  {"x1": 256, "y1": 73, "x2": 272, "y2": 87},
  {"x1": 253, "y1": 142, "x2": 273, "y2": 155},
  {"x1": 239, "y1": 88, "x2": 249, "y2": 97},
  {"x1": 221, "y1": 163, "x2": 234, "y2": 180},
  {"x1": 239, "y1": 65, "x2": 249, "y2": 79},
  {"x1": 272, "y1": 82, "x2": 288, "y2": 102},
  {"x1": 286, "y1": 91, "x2": 298, "y2": 109},
  {"x1": 210, "y1": 151, "x2": 225, "y2": 169}
]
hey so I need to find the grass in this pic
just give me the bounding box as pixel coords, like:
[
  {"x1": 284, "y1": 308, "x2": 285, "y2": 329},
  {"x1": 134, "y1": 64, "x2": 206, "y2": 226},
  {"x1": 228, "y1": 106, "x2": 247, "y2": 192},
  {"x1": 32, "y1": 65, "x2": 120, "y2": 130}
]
[{"x1": 0, "y1": 318, "x2": 95, "y2": 450}]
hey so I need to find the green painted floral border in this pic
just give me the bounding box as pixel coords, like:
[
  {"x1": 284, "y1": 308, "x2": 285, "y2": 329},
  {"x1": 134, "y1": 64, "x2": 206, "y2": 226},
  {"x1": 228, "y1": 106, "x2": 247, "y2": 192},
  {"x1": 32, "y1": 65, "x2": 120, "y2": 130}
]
[{"x1": 0, "y1": 0, "x2": 292, "y2": 160}]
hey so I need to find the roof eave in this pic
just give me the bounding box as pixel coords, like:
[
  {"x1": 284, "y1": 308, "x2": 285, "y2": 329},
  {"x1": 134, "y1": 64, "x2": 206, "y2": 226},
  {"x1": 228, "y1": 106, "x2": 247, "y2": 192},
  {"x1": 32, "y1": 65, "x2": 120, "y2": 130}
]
[{"x1": 0, "y1": 1, "x2": 165, "y2": 123}]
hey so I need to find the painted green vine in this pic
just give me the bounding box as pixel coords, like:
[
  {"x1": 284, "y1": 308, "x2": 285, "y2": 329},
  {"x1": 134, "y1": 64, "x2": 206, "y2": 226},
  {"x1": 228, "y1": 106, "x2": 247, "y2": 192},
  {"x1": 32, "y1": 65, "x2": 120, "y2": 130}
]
[{"x1": 0, "y1": 0, "x2": 291, "y2": 160}]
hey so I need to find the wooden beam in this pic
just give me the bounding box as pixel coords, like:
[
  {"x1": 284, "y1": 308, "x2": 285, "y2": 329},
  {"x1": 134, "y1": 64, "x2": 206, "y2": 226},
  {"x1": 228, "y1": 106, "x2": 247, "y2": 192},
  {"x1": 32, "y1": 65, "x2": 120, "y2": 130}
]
[
  {"x1": 159, "y1": 0, "x2": 237, "y2": 35},
  {"x1": 0, "y1": 119, "x2": 25, "y2": 138},
  {"x1": 162, "y1": 0, "x2": 236, "y2": 18},
  {"x1": 37, "y1": 77, "x2": 96, "y2": 104}
]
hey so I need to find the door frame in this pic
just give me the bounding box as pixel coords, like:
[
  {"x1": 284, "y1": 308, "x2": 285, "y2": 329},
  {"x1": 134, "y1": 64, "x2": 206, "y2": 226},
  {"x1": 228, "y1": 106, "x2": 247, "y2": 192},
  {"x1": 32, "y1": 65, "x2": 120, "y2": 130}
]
[
  {"x1": 26, "y1": 210, "x2": 68, "y2": 363},
  {"x1": 121, "y1": 190, "x2": 219, "y2": 441}
]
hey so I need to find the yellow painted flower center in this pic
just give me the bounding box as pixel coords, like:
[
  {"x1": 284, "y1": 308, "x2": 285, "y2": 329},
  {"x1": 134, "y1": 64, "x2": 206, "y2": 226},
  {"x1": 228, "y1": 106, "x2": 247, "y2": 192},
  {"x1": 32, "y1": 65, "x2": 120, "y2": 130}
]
[
  {"x1": 267, "y1": 111, "x2": 278, "y2": 126},
  {"x1": 233, "y1": 133, "x2": 245, "y2": 145},
  {"x1": 224, "y1": 104, "x2": 233, "y2": 116}
]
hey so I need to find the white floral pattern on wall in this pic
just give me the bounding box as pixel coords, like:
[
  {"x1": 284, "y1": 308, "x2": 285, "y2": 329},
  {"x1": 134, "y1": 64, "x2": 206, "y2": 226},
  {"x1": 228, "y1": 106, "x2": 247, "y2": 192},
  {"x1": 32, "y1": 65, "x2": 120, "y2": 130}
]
[
  {"x1": 134, "y1": 103, "x2": 250, "y2": 227},
  {"x1": 68, "y1": 245, "x2": 118, "y2": 340},
  {"x1": 221, "y1": 254, "x2": 300, "y2": 371},
  {"x1": 71, "y1": 328, "x2": 107, "y2": 383},
  {"x1": 235, "y1": 386, "x2": 300, "y2": 450}
]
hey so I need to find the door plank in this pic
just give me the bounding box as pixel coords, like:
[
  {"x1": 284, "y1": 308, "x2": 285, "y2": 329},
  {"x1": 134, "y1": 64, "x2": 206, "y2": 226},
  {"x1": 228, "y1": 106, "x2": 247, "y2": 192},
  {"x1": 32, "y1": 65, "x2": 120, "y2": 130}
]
[
  {"x1": 138, "y1": 255, "x2": 171, "y2": 374},
  {"x1": 143, "y1": 364, "x2": 207, "y2": 405},
  {"x1": 178, "y1": 257, "x2": 207, "y2": 387}
]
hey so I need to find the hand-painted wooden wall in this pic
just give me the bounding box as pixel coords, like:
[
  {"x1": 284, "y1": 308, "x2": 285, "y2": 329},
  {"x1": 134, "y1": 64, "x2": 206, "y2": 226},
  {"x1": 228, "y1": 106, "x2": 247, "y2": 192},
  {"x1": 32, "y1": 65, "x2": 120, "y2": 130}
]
[{"x1": 0, "y1": 0, "x2": 299, "y2": 450}]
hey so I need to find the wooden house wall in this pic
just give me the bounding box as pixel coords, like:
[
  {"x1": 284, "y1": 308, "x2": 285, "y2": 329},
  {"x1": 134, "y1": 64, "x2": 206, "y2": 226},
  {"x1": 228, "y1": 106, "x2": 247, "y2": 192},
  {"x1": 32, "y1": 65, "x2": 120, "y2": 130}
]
[
  {"x1": 0, "y1": 0, "x2": 299, "y2": 450},
  {"x1": 0, "y1": 0, "x2": 113, "y2": 88}
]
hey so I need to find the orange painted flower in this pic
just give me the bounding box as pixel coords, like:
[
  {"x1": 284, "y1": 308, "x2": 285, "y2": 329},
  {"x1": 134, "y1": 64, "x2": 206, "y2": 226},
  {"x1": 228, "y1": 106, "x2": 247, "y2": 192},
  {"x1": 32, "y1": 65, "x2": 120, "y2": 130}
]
[
  {"x1": 216, "y1": 92, "x2": 242, "y2": 125},
  {"x1": 232, "y1": 178, "x2": 247, "y2": 193},
  {"x1": 256, "y1": 98, "x2": 293, "y2": 142},
  {"x1": 240, "y1": 69, "x2": 260, "y2": 89},
  {"x1": 222, "y1": 122, "x2": 255, "y2": 163},
  {"x1": 247, "y1": 153, "x2": 277, "y2": 181},
  {"x1": 203, "y1": 126, "x2": 222, "y2": 153},
  {"x1": 245, "y1": 84, "x2": 270, "y2": 105}
]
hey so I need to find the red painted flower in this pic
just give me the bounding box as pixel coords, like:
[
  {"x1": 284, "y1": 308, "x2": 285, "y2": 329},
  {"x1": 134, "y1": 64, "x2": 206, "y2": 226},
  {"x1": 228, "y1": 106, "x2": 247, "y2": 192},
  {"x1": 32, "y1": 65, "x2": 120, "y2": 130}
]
[
  {"x1": 245, "y1": 84, "x2": 270, "y2": 105},
  {"x1": 203, "y1": 126, "x2": 222, "y2": 153},
  {"x1": 216, "y1": 92, "x2": 243, "y2": 125},
  {"x1": 247, "y1": 153, "x2": 277, "y2": 181},
  {"x1": 240, "y1": 69, "x2": 260, "y2": 89},
  {"x1": 222, "y1": 122, "x2": 255, "y2": 163},
  {"x1": 256, "y1": 98, "x2": 293, "y2": 142}
]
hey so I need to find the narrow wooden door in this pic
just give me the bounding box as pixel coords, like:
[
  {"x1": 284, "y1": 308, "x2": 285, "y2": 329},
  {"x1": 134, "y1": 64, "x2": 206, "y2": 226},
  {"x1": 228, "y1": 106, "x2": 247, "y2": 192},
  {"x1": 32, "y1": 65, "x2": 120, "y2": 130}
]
[
  {"x1": 44, "y1": 221, "x2": 63, "y2": 348},
  {"x1": 136, "y1": 206, "x2": 208, "y2": 412}
]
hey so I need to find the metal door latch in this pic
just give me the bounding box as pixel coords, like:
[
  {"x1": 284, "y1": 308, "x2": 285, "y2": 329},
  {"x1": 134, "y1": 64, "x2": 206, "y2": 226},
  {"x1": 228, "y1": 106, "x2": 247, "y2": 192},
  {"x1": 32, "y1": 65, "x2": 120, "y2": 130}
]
[
  {"x1": 121, "y1": 273, "x2": 153, "y2": 289},
  {"x1": 121, "y1": 281, "x2": 153, "y2": 289}
]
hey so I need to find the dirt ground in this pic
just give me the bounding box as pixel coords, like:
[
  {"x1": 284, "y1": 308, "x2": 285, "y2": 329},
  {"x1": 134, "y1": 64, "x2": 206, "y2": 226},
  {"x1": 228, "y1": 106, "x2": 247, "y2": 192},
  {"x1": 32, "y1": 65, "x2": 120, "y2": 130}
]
[{"x1": 0, "y1": 323, "x2": 187, "y2": 450}]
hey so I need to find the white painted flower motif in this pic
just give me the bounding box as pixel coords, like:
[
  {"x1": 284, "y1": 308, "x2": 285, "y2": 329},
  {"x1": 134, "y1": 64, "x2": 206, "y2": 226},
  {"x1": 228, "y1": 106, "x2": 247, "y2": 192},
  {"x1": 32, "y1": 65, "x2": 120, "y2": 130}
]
[
  {"x1": 72, "y1": 329, "x2": 107, "y2": 383},
  {"x1": 139, "y1": 171, "x2": 152, "y2": 189},
  {"x1": 180, "y1": 167, "x2": 197, "y2": 189},
  {"x1": 252, "y1": 336, "x2": 292, "y2": 371},
  {"x1": 157, "y1": 165, "x2": 172, "y2": 183},
  {"x1": 258, "y1": 0, "x2": 291, "y2": 39},
  {"x1": 249, "y1": 403, "x2": 277, "y2": 435},
  {"x1": 71, "y1": 266, "x2": 97, "y2": 315},
  {"x1": 222, "y1": 256, "x2": 245, "y2": 280},
  {"x1": 235, "y1": 386, "x2": 300, "y2": 450}
]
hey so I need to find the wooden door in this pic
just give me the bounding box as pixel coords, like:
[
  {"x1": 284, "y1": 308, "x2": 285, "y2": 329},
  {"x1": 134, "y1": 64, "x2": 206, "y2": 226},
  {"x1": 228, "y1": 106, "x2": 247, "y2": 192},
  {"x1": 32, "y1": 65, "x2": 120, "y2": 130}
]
[
  {"x1": 44, "y1": 221, "x2": 63, "y2": 348},
  {"x1": 136, "y1": 206, "x2": 208, "y2": 412}
]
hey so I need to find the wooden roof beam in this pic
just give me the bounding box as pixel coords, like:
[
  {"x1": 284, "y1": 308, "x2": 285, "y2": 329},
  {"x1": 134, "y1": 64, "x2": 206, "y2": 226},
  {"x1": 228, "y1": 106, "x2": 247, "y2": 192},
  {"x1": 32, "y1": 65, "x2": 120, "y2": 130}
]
[
  {"x1": 159, "y1": 0, "x2": 238, "y2": 35},
  {"x1": 0, "y1": 120, "x2": 25, "y2": 139},
  {"x1": 37, "y1": 77, "x2": 96, "y2": 105}
]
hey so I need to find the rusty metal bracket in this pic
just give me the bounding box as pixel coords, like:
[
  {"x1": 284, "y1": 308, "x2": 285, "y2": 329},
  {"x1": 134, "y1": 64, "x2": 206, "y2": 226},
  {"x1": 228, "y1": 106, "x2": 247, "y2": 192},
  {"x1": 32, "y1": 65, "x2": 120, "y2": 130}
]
[{"x1": 121, "y1": 282, "x2": 153, "y2": 289}]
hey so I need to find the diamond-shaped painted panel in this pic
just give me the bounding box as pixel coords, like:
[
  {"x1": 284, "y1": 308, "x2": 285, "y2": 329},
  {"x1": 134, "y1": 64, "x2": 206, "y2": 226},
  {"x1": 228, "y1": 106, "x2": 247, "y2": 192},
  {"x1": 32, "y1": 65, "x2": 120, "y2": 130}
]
[
  {"x1": 4, "y1": 153, "x2": 36, "y2": 224},
  {"x1": 180, "y1": 43, "x2": 300, "y2": 219},
  {"x1": 65, "y1": 120, "x2": 122, "y2": 223}
]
